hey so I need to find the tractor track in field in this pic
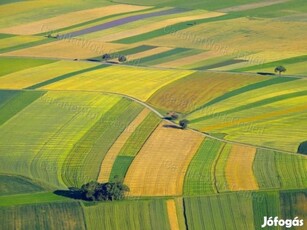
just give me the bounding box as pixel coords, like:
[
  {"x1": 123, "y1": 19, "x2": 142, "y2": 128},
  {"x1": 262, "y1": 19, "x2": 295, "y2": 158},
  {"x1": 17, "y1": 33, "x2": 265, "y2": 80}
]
[{"x1": 3, "y1": 87, "x2": 305, "y2": 157}]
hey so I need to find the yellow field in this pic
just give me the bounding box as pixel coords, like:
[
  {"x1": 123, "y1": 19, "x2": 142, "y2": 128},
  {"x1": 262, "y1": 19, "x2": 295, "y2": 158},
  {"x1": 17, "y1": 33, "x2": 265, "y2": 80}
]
[
  {"x1": 225, "y1": 145, "x2": 258, "y2": 191},
  {"x1": 42, "y1": 65, "x2": 194, "y2": 100},
  {"x1": 0, "y1": 4, "x2": 150, "y2": 35},
  {"x1": 124, "y1": 122, "x2": 204, "y2": 196},
  {"x1": 127, "y1": 47, "x2": 173, "y2": 61},
  {"x1": 156, "y1": 51, "x2": 221, "y2": 68},
  {"x1": 97, "y1": 108, "x2": 151, "y2": 183},
  {"x1": 166, "y1": 200, "x2": 180, "y2": 230},
  {"x1": 242, "y1": 51, "x2": 305, "y2": 63},
  {"x1": 2, "y1": 40, "x2": 129, "y2": 59},
  {"x1": 145, "y1": 17, "x2": 307, "y2": 57},
  {"x1": 0, "y1": 35, "x2": 45, "y2": 49},
  {"x1": 89, "y1": 11, "x2": 224, "y2": 42},
  {"x1": 107, "y1": 47, "x2": 173, "y2": 63},
  {"x1": 0, "y1": 60, "x2": 98, "y2": 89}
]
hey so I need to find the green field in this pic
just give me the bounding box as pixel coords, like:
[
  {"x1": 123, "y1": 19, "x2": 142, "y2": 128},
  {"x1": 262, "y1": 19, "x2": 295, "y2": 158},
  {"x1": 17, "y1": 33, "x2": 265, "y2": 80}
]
[
  {"x1": 184, "y1": 138, "x2": 224, "y2": 195},
  {"x1": 0, "y1": 175, "x2": 45, "y2": 196},
  {"x1": 185, "y1": 193, "x2": 255, "y2": 230},
  {"x1": 83, "y1": 199, "x2": 170, "y2": 230}
]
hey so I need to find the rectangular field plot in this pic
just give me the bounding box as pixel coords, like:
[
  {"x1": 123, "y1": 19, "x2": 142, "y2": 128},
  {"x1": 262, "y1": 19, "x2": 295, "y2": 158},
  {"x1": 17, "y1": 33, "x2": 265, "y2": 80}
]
[
  {"x1": 0, "y1": 57, "x2": 55, "y2": 77},
  {"x1": 42, "y1": 65, "x2": 194, "y2": 100},
  {"x1": 0, "y1": 60, "x2": 99, "y2": 89},
  {"x1": 184, "y1": 138, "x2": 223, "y2": 195},
  {"x1": 0, "y1": 201, "x2": 85, "y2": 230},
  {"x1": 0, "y1": 175, "x2": 45, "y2": 196},
  {"x1": 83, "y1": 199, "x2": 170, "y2": 230},
  {"x1": 62, "y1": 98, "x2": 143, "y2": 187},
  {"x1": 184, "y1": 193, "x2": 254, "y2": 230}
]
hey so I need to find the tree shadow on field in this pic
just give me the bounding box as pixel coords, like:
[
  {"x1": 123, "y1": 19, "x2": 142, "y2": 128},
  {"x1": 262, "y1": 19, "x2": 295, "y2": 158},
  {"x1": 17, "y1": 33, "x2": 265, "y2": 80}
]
[
  {"x1": 53, "y1": 187, "x2": 82, "y2": 200},
  {"x1": 163, "y1": 124, "x2": 182, "y2": 129}
]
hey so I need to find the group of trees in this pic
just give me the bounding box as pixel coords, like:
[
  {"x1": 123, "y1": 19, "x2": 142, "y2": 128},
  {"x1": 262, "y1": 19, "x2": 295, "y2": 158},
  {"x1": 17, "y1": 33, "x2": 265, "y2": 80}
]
[
  {"x1": 80, "y1": 180, "x2": 130, "y2": 201},
  {"x1": 102, "y1": 53, "x2": 127, "y2": 63},
  {"x1": 165, "y1": 112, "x2": 189, "y2": 129}
]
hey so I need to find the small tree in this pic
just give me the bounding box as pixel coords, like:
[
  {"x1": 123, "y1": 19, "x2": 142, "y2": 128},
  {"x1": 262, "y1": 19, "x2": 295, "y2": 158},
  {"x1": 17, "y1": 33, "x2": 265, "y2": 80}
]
[
  {"x1": 102, "y1": 53, "x2": 111, "y2": 61},
  {"x1": 179, "y1": 119, "x2": 189, "y2": 129},
  {"x1": 118, "y1": 55, "x2": 127, "y2": 63},
  {"x1": 274, "y1": 66, "x2": 286, "y2": 76}
]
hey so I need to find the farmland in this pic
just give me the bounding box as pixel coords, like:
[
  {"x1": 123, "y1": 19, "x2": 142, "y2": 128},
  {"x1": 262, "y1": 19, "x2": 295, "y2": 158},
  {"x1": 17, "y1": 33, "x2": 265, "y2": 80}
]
[{"x1": 1, "y1": 0, "x2": 306, "y2": 229}]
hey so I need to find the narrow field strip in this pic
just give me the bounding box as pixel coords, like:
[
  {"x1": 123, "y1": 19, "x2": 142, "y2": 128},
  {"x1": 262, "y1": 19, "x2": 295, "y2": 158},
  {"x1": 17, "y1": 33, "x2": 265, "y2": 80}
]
[
  {"x1": 214, "y1": 144, "x2": 232, "y2": 192},
  {"x1": 0, "y1": 90, "x2": 20, "y2": 107},
  {"x1": 108, "y1": 112, "x2": 161, "y2": 180},
  {"x1": 225, "y1": 145, "x2": 258, "y2": 191},
  {"x1": 148, "y1": 71, "x2": 266, "y2": 113},
  {"x1": 113, "y1": 13, "x2": 228, "y2": 44},
  {"x1": 94, "y1": 11, "x2": 224, "y2": 43},
  {"x1": 0, "y1": 57, "x2": 56, "y2": 77},
  {"x1": 109, "y1": 156, "x2": 134, "y2": 182},
  {"x1": 192, "y1": 77, "x2": 297, "y2": 112},
  {"x1": 191, "y1": 90, "x2": 307, "y2": 124},
  {"x1": 27, "y1": 63, "x2": 107, "y2": 89},
  {"x1": 184, "y1": 138, "x2": 223, "y2": 195},
  {"x1": 0, "y1": 192, "x2": 72, "y2": 207},
  {"x1": 126, "y1": 47, "x2": 173, "y2": 62},
  {"x1": 253, "y1": 149, "x2": 281, "y2": 189},
  {"x1": 64, "y1": 8, "x2": 187, "y2": 37},
  {"x1": 127, "y1": 47, "x2": 190, "y2": 65},
  {"x1": 167, "y1": 200, "x2": 180, "y2": 230},
  {"x1": 0, "y1": 61, "x2": 100, "y2": 89},
  {"x1": 158, "y1": 51, "x2": 221, "y2": 68},
  {"x1": 0, "y1": 4, "x2": 150, "y2": 35},
  {"x1": 118, "y1": 112, "x2": 161, "y2": 157},
  {"x1": 125, "y1": 122, "x2": 203, "y2": 196},
  {"x1": 219, "y1": 0, "x2": 290, "y2": 13},
  {"x1": 97, "y1": 108, "x2": 151, "y2": 183},
  {"x1": 0, "y1": 91, "x2": 45, "y2": 126},
  {"x1": 3, "y1": 40, "x2": 128, "y2": 59},
  {"x1": 62, "y1": 98, "x2": 143, "y2": 187},
  {"x1": 0, "y1": 174, "x2": 45, "y2": 196},
  {"x1": 0, "y1": 37, "x2": 53, "y2": 54}
]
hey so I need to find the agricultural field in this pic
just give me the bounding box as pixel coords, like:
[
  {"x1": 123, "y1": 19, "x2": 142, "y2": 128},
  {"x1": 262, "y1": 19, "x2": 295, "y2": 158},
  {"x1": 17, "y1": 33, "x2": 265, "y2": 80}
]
[{"x1": 1, "y1": 0, "x2": 306, "y2": 229}]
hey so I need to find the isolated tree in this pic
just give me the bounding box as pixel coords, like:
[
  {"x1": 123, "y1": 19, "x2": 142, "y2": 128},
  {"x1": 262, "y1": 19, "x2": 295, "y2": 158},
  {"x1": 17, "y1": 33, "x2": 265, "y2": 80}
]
[
  {"x1": 102, "y1": 53, "x2": 111, "y2": 61},
  {"x1": 274, "y1": 66, "x2": 286, "y2": 76},
  {"x1": 118, "y1": 55, "x2": 127, "y2": 63},
  {"x1": 179, "y1": 119, "x2": 189, "y2": 129}
]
